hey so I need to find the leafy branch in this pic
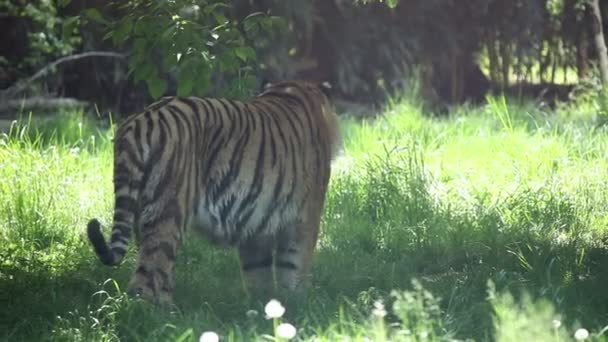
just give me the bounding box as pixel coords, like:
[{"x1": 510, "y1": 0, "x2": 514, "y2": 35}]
[{"x1": 87, "y1": 1, "x2": 285, "y2": 99}]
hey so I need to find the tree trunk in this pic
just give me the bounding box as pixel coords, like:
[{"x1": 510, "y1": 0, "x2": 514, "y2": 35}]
[
  {"x1": 591, "y1": 0, "x2": 608, "y2": 85},
  {"x1": 487, "y1": 35, "x2": 500, "y2": 84},
  {"x1": 450, "y1": 53, "x2": 464, "y2": 103},
  {"x1": 499, "y1": 41, "x2": 511, "y2": 89},
  {"x1": 577, "y1": 29, "x2": 589, "y2": 80}
]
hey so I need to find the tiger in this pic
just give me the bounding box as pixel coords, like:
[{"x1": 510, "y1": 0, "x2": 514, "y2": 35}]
[{"x1": 86, "y1": 80, "x2": 339, "y2": 304}]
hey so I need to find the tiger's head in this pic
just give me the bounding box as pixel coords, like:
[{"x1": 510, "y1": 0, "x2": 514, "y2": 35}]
[
  {"x1": 258, "y1": 80, "x2": 333, "y2": 100},
  {"x1": 257, "y1": 80, "x2": 340, "y2": 159}
]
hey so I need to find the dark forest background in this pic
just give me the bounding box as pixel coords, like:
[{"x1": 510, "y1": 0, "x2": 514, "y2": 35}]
[{"x1": 1, "y1": 0, "x2": 607, "y2": 117}]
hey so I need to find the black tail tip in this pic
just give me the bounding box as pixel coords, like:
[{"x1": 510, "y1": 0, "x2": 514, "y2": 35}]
[
  {"x1": 87, "y1": 219, "x2": 101, "y2": 237},
  {"x1": 87, "y1": 218, "x2": 115, "y2": 266}
]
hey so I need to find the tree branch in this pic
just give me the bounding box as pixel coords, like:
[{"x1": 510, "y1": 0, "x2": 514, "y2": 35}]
[{"x1": 0, "y1": 51, "x2": 127, "y2": 99}]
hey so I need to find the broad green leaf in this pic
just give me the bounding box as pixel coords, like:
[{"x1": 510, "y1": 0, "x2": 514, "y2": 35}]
[
  {"x1": 219, "y1": 52, "x2": 239, "y2": 72},
  {"x1": 238, "y1": 74, "x2": 258, "y2": 94},
  {"x1": 58, "y1": 0, "x2": 72, "y2": 7},
  {"x1": 133, "y1": 62, "x2": 154, "y2": 82},
  {"x1": 62, "y1": 16, "x2": 79, "y2": 37},
  {"x1": 193, "y1": 70, "x2": 212, "y2": 95},
  {"x1": 161, "y1": 24, "x2": 176, "y2": 41},
  {"x1": 84, "y1": 8, "x2": 108, "y2": 25},
  {"x1": 147, "y1": 76, "x2": 168, "y2": 99},
  {"x1": 177, "y1": 59, "x2": 196, "y2": 96},
  {"x1": 134, "y1": 17, "x2": 152, "y2": 36},
  {"x1": 243, "y1": 19, "x2": 259, "y2": 35},
  {"x1": 177, "y1": 74, "x2": 194, "y2": 97},
  {"x1": 102, "y1": 30, "x2": 113, "y2": 41},
  {"x1": 133, "y1": 38, "x2": 148, "y2": 55},
  {"x1": 260, "y1": 17, "x2": 273, "y2": 31},
  {"x1": 112, "y1": 17, "x2": 133, "y2": 45},
  {"x1": 234, "y1": 46, "x2": 255, "y2": 62},
  {"x1": 270, "y1": 16, "x2": 288, "y2": 30},
  {"x1": 213, "y1": 12, "x2": 228, "y2": 25}
]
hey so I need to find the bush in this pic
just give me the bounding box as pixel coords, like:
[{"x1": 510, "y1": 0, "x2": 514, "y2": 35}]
[
  {"x1": 94, "y1": 0, "x2": 285, "y2": 99},
  {"x1": 1, "y1": 0, "x2": 81, "y2": 83}
]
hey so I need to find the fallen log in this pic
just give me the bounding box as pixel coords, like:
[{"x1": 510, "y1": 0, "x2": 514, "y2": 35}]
[{"x1": 0, "y1": 96, "x2": 89, "y2": 117}]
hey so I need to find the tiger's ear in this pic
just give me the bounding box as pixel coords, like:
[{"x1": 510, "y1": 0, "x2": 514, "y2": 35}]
[
  {"x1": 261, "y1": 79, "x2": 273, "y2": 91},
  {"x1": 319, "y1": 81, "x2": 332, "y2": 98}
]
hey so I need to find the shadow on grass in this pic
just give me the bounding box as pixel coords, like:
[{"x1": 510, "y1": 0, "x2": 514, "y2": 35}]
[{"x1": 2, "y1": 200, "x2": 608, "y2": 341}]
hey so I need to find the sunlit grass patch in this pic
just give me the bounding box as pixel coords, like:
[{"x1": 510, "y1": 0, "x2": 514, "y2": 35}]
[
  {"x1": 0, "y1": 114, "x2": 115, "y2": 338},
  {"x1": 2, "y1": 92, "x2": 608, "y2": 341}
]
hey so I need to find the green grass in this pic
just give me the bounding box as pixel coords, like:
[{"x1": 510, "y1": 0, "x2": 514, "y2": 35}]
[{"x1": 2, "y1": 93, "x2": 608, "y2": 341}]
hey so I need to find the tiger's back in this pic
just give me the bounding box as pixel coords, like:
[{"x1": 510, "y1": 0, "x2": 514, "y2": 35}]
[{"x1": 87, "y1": 81, "x2": 339, "y2": 303}]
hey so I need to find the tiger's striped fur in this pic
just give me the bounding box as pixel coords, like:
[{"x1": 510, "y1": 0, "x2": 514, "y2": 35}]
[{"x1": 87, "y1": 80, "x2": 339, "y2": 304}]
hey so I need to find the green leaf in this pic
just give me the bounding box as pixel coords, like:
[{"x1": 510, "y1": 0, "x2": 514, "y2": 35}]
[
  {"x1": 84, "y1": 8, "x2": 108, "y2": 25},
  {"x1": 176, "y1": 58, "x2": 197, "y2": 96},
  {"x1": 243, "y1": 19, "x2": 259, "y2": 35},
  {"x1": 387, "y1": 0, "x2": 399, "y2": 9},
  {"x1": 193, "y1": 71, "x2": 212, "y2": 95},
  {"x1": 147, "y1": 76, "x2": 168, "y2": 99},
  {"x1": 102, "y1": 31, "x2": 113, "y2": 41},
  {"x1": 133, "y1": 62, "x2": 154, "y2": 83},
  {"x1": 134, "y1": 17, "x2": 151, "y2": 36},
  {"x1": 260, "y1": 17, "x2": 273, "y2": 31},
  {"x1": 234, "y1": 46, "x2": 255, "y2": 62},
  {"x1": 133, "y1": 38, "x2": 148, "y2": 55},
  {"x1": 270, "y1": 16, "x2": 288, "y2": 31},
  {"x1": 62, "y1": 16, "x2": 79, "y2": 38},
  {"x1": 213, "y1": 13, "x2": 228, "y2": 25},
  {"x1": 177, "y1": 73, "x2": 194, "y2": 97},
  {"x1": 58, "y1": 0, "x2": 72, "y2": 8},
  {"x1": 112, "y1": 17, "x2": 133, "y2": 45},
  {"x1": 219, "y1": 52, "x2": 239, "y2": 73},
  {"x1": 161, "y1": 24, "x2": 176, "y2": 41},
  {"x1": 238, "y1": 74, "x2": 258, "y2": 94}
]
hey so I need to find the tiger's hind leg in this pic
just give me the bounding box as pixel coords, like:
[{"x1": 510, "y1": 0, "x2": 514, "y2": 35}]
[
  {"x1": 127, "y1": 200, "x2": 183, "y2": 305},
  {"x1": 238, "y1": 235, "x2": 275, "y2": 297},
  {"x1": 274, "y1": 219, "x2": 320, "y2": 292},
  {"x1": 239, "y1": 220, "x2": 320, "y2": 299}
]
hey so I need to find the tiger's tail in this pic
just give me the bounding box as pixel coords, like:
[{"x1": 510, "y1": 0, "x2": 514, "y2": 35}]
[
  {"x1": 87, "y1": 137, "x2": 141, "y2": 266},
  {"x1": 87, "y1": 219, "x2": 117, "y2": 265},
  {"x1": 87, "y1": 192, "x2": 139, "y2": 265}
]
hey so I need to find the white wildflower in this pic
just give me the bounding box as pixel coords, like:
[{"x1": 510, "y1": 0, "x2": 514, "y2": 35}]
[
  {"x1": 276, "y1": 322, "x2": 297, "y2": 340},
  {"x1": 265, "y1": 299, "x2": 285, "y2": 319},
  {"x1": 199, "y1": 331, "x2": 219, "y2": 342},
  {"x1": 552, "y1": 319, "x2": 561, "y2": 329},
  {"x1": 372, "y1": 300, "x2": 387, "y2": 318},
  {"x1": 574, "y1": 328, "x2": 589, "y2": 341},
  {"x1": 246, "y1": 309, "x2": 259, "y2": 318},
  {"x1": 398, "y1": 329, "x2": 412, "y2": 336}
]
